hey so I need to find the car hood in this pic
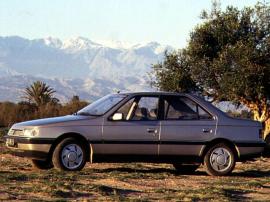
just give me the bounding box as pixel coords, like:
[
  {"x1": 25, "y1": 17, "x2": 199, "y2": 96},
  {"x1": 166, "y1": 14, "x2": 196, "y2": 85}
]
[{"x1": 13, "y1": 115, "x2": 97, "y2": 128}]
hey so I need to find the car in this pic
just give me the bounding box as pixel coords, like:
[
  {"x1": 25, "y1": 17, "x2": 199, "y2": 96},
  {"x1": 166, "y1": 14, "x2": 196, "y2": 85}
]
[{"x1": 4, "y1": 92, "x2": 265, "y2": 176}]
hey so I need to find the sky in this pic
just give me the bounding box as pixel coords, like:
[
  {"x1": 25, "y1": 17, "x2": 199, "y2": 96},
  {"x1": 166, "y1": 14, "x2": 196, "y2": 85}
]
[{"x1": 0, "y1": 0, "x2": 262, "y2": 48}]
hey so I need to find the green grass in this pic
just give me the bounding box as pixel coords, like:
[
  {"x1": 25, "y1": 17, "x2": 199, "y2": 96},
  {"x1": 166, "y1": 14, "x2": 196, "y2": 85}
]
[
  {"x1": 0, "y1": 153, "x2": 270, "y2": 201},
  {"x1": 0, "y1": 140, "x2": 270, "y2": 201}
]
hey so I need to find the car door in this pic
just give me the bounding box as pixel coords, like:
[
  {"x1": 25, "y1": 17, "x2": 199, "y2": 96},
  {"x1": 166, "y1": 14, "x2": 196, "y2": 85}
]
[
  {"x1": 102, "y1": 95, "x2": 161, "y2": 156},
  {"x1": 159, "y1": 95, "x2": 217, "y2": 156}
]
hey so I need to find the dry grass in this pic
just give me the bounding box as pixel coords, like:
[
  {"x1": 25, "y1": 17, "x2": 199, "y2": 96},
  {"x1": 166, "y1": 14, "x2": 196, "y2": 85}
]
[{"x1": 0, "y1": 134, "x2": 270, "y2": 201}]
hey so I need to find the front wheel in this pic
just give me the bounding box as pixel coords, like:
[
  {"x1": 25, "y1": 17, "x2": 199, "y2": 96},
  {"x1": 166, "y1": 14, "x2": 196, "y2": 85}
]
[
  {"x1": 52, "y1": 138, "x2": 87, "y2": 171},
  {"x1": 204, "y1": 143, "x2": 236, "y2": 176}
]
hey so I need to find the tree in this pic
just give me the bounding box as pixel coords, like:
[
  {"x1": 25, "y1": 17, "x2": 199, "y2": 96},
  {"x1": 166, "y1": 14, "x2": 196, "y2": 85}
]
[
  {"x1": 0, "y1": 102, "x2": 17, "y2": 127},
  {"x1": 151, "y1": 50, "x2": 198, "y2": 93},
  {"x1": 23, "y1": 81, "x2": 57, "y2": 108},
  {"x1": 60, "y1": 96, "x2": 88, "y2": 115},
  {"x1": 151, "y1": 1, "x2": 270, "y2": 138},
  {"x1": 187, "y1": 1, "x2": 270, "y2": 138}
]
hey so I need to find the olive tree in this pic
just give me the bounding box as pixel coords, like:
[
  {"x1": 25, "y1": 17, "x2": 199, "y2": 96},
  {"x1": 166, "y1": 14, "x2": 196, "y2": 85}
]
[
  {"x1": 151, "y1": 1, "x2": 270, "y2": 139},
  {"x1": 151, "y1": 50, "x2": 198, "y2": 93},
  {"x1": 187, "y1": 2, "x2": 270, "y2": 138}
]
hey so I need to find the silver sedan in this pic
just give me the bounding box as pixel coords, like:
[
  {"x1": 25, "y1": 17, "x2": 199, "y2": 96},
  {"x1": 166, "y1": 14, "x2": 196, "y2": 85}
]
[{"x1": 4, "y1": 92, "x2": 265, "y2": 176}]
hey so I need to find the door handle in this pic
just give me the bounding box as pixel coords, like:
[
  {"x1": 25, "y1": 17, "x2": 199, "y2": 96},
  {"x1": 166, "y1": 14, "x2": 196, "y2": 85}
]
[
  {"x1": 147, "y1": 128, "x2": 158, "y2": 134},
  {"x1": 202, "y1": 128, "x2": 212, "y2": 133}
]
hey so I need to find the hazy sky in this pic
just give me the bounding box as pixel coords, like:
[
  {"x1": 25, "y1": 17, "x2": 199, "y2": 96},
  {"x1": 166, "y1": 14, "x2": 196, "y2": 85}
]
[{"x1": 0, "y1": 0, "x2": 261, "y2": 48}]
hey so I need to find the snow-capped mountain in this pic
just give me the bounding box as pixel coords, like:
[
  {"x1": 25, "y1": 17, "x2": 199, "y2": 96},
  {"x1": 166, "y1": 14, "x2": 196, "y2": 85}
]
[{"x1": 0, "y1": 36, "x2": 172, "y2": 102}]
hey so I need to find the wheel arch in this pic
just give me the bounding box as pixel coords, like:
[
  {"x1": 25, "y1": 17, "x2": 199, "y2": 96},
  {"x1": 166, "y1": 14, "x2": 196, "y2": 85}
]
[
  {"x1": 48, "y1": 132, "x2": 91, "y2": 162},
  {"x1": 200, "y1": 138, "x2": 239, "y2": 161}
]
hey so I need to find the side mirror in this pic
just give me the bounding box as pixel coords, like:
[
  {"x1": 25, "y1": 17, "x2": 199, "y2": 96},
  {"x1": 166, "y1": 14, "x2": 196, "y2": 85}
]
[{"x1": 111, "y1": 113, "x2": 123, "y2": 121}]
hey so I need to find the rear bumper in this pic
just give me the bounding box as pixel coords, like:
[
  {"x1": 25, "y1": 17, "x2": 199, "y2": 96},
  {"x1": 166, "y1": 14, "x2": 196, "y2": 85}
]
[{"x1": 3, "y1": 135, "x2": 54, "y2": 160}]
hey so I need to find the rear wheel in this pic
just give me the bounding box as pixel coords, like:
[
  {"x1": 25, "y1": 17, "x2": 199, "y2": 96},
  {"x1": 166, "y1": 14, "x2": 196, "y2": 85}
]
[
  {"x1": 52, "y1": 138, "x2": 87, "y2": 171},
  {"x1": 32, "y1": 159, "x2": 53, "y2": 170},
  {"x1": 265, "y1": 135, "x2": 270, "y2": 149},
  {"x1": 264, "y1": 135, "x2": 270, "y2": 157},
  {"x1": 204, "y1": 143, "x2": 235, "y2": 176},
  {"x1": 173, "y1": 164, "x2": 200, "y2": 174}
]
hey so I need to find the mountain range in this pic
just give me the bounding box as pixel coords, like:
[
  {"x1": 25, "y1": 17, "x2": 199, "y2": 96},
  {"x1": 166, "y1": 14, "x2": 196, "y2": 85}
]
[{"x1": 0, "y1": 36, "x2": 172, "y2": 102}]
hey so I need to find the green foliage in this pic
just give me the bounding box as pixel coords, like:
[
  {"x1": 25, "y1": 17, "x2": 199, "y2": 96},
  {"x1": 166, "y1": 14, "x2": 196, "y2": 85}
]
[
  {"x1": 0, "y1": 81, "x2": 89, "y2": 127},
  {"x1": 60, "y1": 95, "x2": 89, "y2": 116},
  {"x1": 152, "y1": 1, "x2": 270, "y2": 103},
  {"x1": 0, "y1": 127, "x2": 8, "y2": 140},
  {"x1": 0, "y1": 102, "x2": 18, "y2": 127},
  {"x1": 151, "y1": 1, "x2": 270, "y2": 136},
  {"x1": 23, "y1": 81, "x2": 58, "y2": 107},
  {"x1": 188, "y1": 1, "x2": 270, "y2": 103},
  {"x1": 0, "y1": 97, "x2": 88, "y2": 127},
  {"x1": 187, "y1": 1, "x2": 270, "y2": 137},
  {"x1": 151, "y1": 50, "x2": 198, "y2": 93}
]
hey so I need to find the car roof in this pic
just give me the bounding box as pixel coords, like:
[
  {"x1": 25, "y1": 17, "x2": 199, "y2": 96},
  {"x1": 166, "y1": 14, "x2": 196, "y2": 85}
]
[{"x1": 117, "y1": 91, "x2": 189, "y2": 96}]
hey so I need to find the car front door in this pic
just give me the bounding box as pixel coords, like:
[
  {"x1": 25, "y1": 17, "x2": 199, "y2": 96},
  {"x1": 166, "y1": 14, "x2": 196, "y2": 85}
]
[
  {"x1": 159, "y1": 95, "x2": 217, "y2": 156},
  {"x1": 102, "y1": 95, "x2": 161, "y2": 157}
]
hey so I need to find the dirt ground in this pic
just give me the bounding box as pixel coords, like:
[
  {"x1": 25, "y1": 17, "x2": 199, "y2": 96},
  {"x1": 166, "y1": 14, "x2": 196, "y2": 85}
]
[{"x1": 0, "y1": 143, "x2": 270, "y2": 201}]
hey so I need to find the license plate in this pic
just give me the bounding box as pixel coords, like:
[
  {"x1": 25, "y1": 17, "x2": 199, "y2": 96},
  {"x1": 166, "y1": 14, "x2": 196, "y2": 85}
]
[{"x1": 6, "y1": 138, "x2": 15, "y2": 146}]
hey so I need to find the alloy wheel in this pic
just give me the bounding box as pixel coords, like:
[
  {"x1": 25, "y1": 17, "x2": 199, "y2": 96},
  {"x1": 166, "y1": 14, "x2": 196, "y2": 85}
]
[{"x1": 61, "y1": 144, "x2": 83, "y2": 169}]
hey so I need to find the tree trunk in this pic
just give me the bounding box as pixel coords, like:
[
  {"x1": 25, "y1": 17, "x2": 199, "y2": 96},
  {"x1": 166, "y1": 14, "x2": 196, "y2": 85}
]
[
  {"x1": 241, "y1": 98, "x2": 270, "y2": 139},
  {"x1": 263, "y1": 118, "x2": 270, "y2": 139}
]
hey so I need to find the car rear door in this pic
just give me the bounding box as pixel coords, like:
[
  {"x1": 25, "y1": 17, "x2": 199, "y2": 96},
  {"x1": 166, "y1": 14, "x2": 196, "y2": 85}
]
[
  {"x1": 101, "y1": 95, "x2": 161, "y2": 156},
  {"x1": 159, "y1": 95, "x2": 217, "y2": 156}
]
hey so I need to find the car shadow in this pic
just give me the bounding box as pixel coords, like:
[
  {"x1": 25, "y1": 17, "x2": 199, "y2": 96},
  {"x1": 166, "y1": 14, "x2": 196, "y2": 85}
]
[
  {"x1": 97, "y1": 185, "x2": 141, "y2": 196},
  {"x1": 231, "y1": 170, "x2": 270, "y2": 178},
  {"x1": 222, "y1": 188, "x2": 251, "y2": 201},
  {"x1": 93, "y1": 167, "x2": 270, "y2": 177},
  {"x1": 262, "y1": 150, "x2": 270, "y2": 158},
  {"x1": 0, "y1": 171, "x2": 13, "y2": 174},
  {"x1": 92, "y1": 167, "x2": 206, "y2": 176}
]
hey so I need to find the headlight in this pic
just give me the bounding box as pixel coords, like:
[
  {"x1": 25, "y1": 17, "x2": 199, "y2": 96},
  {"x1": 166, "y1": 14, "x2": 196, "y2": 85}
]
[
  {"x1": 23, "y1": 128, "x2": 39, "y2": 137},
  {"x1": 8, "y1": 129, "x2": 14, "y2": 136}
]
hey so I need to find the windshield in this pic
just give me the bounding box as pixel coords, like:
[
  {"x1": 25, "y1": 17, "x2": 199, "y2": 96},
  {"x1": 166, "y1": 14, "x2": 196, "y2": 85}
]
[{"x1": 77, "y1": 94, "x2": 126, "y2": 116}]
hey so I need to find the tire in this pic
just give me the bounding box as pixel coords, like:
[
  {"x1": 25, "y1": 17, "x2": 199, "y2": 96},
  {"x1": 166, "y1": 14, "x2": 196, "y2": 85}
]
[
  {"x1": 263, "y1": 135, "x2": 270, "y2": 157},
  {"x1": 173, "y1": 164, "x2": 200, "y2": 174},
  {"x1": 52, "y1": 138, "x2": 87, "y2": 171},
  {"x1": 265, "y1": 135, "x2": 270, "y2": 149},
  {"x1": 32, "y1": 159, "x2": 54, "y2": 170},
  {"x1": 204, "y1": 143, "x2": 236, "y2": 176}
]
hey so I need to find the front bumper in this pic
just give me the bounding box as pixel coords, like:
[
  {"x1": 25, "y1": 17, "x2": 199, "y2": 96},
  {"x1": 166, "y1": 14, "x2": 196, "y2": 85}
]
[{"x1": 3, "y1": 135, "x2": 54, "y2": 160}]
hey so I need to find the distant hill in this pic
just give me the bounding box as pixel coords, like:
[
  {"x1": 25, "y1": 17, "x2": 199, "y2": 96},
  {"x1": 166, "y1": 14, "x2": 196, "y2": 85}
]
[{"x1": 0, "y1": 36, "x2": 172, "y2": 102}]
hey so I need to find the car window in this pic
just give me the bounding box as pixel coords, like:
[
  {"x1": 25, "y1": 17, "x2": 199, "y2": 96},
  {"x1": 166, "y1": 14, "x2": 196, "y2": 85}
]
[
  {"x1": 114, "y1": 98, "x2": 135, "y2": 120},
  {"x1": 164, "y1": 96, "x2": 212, "y2": 120},
  {"x1": 130, "y1": 97, "x2": 159, "y2": 121},
  {"x1": 77, "y1": 94, "x2": 126, "y2": 116},
  {"x1": 198, "y1": 106, "x2": 212, "y2": 119}
]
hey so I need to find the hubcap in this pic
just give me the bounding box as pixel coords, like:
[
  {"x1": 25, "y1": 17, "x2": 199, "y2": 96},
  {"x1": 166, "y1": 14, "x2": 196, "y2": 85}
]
[
  {"x1": 210, "y1": 147, "x2": 232, "y2": 172},
  {"x1": 61, "y1": 144, "x2": 83, "y2": 169}
]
